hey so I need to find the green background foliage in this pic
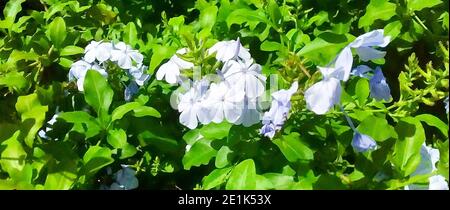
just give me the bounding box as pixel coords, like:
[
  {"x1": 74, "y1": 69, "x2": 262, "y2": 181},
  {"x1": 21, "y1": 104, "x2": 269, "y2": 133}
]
[{"x1": 0, "y1": 0, "x2": 448, "y2": 190}]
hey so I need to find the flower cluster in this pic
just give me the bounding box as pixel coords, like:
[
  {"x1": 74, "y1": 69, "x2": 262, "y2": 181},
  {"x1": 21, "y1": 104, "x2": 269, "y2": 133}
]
[
  {"x1": 100, "y1": 165, "x2": 139, "y2": 190},
  {"x1": 68, "y1": 41, "x2": 149, "y2": 101},
  {"x1": 157, "y1": 39, "x2": 274, "y2": 130},
  {"x1": 405, "y1": 144, "x2": 449, "y2": 190},
  {"x1": 260, "y1": 82, "x2": 298, "y2": 139},
  {"x1": 305, "y1": 29, "x2": 391, "y2": 115},
  {"x1": 303, "y1": 30, "x2": 392, "y2": 152}
]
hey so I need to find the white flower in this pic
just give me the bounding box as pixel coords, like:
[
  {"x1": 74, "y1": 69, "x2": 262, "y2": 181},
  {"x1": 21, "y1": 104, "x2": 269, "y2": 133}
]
[
  {"x1": 69, "y1": 60, "x2": 107, "y2": 91},
  {"x1": 234, "y1": 97, "x2": 261, "y2": 127},
  {"x1": 202, "y1": 82, "x2": 245, "y2": 124},
  {"x1": 84, "y1": 41, "x2": 113, "y2": 63},
  {"x1": 348, "y1": 29, "x2": 390, "y2": 62},
  {"x1": 208, "y1": 38, "x2": 251, "y2": 62},
  {"x1": 223, "y1": 59, "x2": 266, "y2": 99},
  {"x1": 178, "y1": 80, "x2": 211, "y2": 129},
  {"x1": 304, "y1": 67, "x2": 342, "y2": 115},
  {"x1": 156, "y1": 48, "x2": 194, "y2": 84},
  {"x1": 110, "y1": 42, "x2": 144, "y2": 69}
]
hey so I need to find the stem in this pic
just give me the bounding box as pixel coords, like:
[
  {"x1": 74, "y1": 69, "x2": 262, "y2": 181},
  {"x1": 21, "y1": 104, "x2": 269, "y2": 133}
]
[{"x1": 340, "y1": 104, "x2": 356, "y2": 131}]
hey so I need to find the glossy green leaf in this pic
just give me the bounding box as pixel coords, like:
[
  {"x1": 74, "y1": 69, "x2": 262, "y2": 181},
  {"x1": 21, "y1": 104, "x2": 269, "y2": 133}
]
[
  {"x1": 407, "y1": 0, "x2": 443, "y2": 12},
  {"x1": 60, "y1": 45, "x2": 84, "y2": 56},
  {"x1": 48, "y1": 17, "x2": 67, "y2": 48},
  {"x1": 273, "y1": 132, "x2": 314, "y2": 162},
  {"x1": 359, "y1": 0, "x2": 397, "y2": 28},
  {"x1": 215, "y1": 146, "x2": 233, "y2": 168},
  {"x1": 82, "y1": 146, "x2": 114, "y2": 175},
  {"x1": 415, "y1": 114, "x2": 448, "y2": 137},
  {"x1": 133, "y1": 106, "x2": 161, "y2": 118},
  {"x1": 15, "y1": 93, "x2": 48, "y2": 147},
  {"x1": 83, "y1": 70, "x2": 113, "y2": 117},
  {"x1": 3, "y1": 0, "x2": 26, "y2": 22},
  {"x1": 202, "y1": 167, "x2": 232, "y2": 190},
  {"x1": 111, "y1": 102, "x2": 141, "y2": 121},
  {"x1": 107, "y1": 129, "x2": 127, "y2": 149},
  {"x1": 392, "y1": 117, "x2": 425, "y2": 177},
  {"x1": 355, "y1": 78, "x2": 370, "y2": 106},
  {"x1": 0, "y1": 132, "x2": 26, "y2": 176},
  {"x1": 225, "y1": 159, "x2": 256, "y2": 190},
  {"x1": 182, "y1": 138, "x2": 216, "y2": 170},
  {"x1": 357, "y1": 115, "x2": 397, "y2": 142}
]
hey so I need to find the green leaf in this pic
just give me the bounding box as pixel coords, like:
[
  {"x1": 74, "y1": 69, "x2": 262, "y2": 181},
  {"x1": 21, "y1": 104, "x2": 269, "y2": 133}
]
[
  {"x1": 15, "y1": 93, "x2": 48, "y2": 147},
  {"x1": 200, "y1": 122, "x2": 232, "y2": 140},
  {"x1": 3, "y1": 0, "x2": 26, "y2": 22},
  {"x1": 415, "y1": 114, "x2": 448, "y2": 137},
  {"x1": 392, "y1": 117, "x2": 425, "y2": 177},
  {"x1": 58, "y1": 111, "x2": 101, "y2": 138},
  {"x1": 133, "y1": 106, "x2": 161, "y2": 118},
  {"x1": 82, "y1": 146, "x2": 114, "y2": 175},
  {"x1": 226, "y1": 159, "x2": 256, "y2": 190},
  {"x1": 60, "y1": 45, "x2": 84, "y2": 56},
  {"x1": 260, "y1": 40, "x2": 281, "y2": 52},
  {"x1": 0, "y1": 131, "x2": 26, "y2": 176},
  {"x1": 355, "y1": 78, "x2": 370, "y2": 106},
  {"x1": 357, "y1": 115, "x2": 397, "y2": 142},
  {"x1": 123, "y1": 22, "x2": 138, "y2": 46},
  {"x1": 298, "y1": 35, "x2": 349, "y2": 65},
  {"x1": 384, "y1": 20, "x2": 402, "y2": 40},
  {"x1": 120, "y1": 143, "x2": 137, "y2": 159},
  {"x1": 199, "y1": 5, "x2": 218, "y2": 29},
  {"x1": 149, "y1": 45, "x2": 176, "y2": 74},
  {"x1": 107, "y1": 129, "x2": 127, "y2": 149},
  {"x1": 268, "y1": 0, "x2": 282, "y2": 27},
  {"x1": 202, "y1": 167, "x2": 232, "y2": 190},
  {"x1": 407, "y1": 0, "x2": 443, "y2": 12},
  {"x1": 273, "y1": 132, "x2": 314, "y2": 162},
  {"x1": 44, "y1": 160, "x2": 77, "y2": 190},
  {"x1": 215, "y1": 146, "x2": 233, "y2": 168},
  {"x1": 48, "y1": 17, "x2": 67, "y2": 48},
  {"x1": 111, "y1": 102, "x2": 141, "y2": 122},
  {"x1": 358, "y1": 0, "x2": 397, "y2": 28},
  {"x1": 83, "y1": 70, "x2": 113, "y2": 117},
  {"x1": 255, "y1": 175, "x2": 274, "y2": 190},
  {"x1": 182, "y1": 138, "x2": 216, "y2": 170},
  {"x1": 263, "y1": 173, "x2": 294, "y2": 189}
]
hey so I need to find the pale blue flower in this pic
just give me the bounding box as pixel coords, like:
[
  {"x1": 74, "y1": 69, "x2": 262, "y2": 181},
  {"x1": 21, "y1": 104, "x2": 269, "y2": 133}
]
[
  {"x1": 208, "y1": 38, "x2": 251, "y2": 62},
  {"x1": 235, "y1": 97, "x2": 261, "y2": 127},
  {"x1": 156, "y1": 48, "x2": 194, "y2": 84},
  {"x1": 348, "y1": 29, "x2": 390, "y2": 62},
  {"x1": 351, "y1": 65, "x2": 372, "y2": 79},
  {"x1": 351, "y1": 132, "x2": 377, "y2": 152},
  {"x1": 109, "y1": 165, "x2": 139, "y2": 190},
  {"x1": 68, "y1": 60, "x2": 107, "y2": 91},
  {"x1": 84, "y1": 41, "x2": 113, "y2": 63},
  {"x1": 260, "y1": 81, "x2": 298, "y2": 139},
  {"x1": 110, "y1": 42, "x2": 144, "y2": 69},
  {"x1": 124, "y1": 81, "x2": 139, "y2": 102},
  {"x1": 128, "y1": 65, "x2": 150, "y2": 86},
  {"x1": 304, "y1": 76, "x2": 341, "y2": 115},
  {"x1": 369, "y1": 67, "x2": 391, "y2": 101},
  {"x1": 405, "y1": 144, "x2": 449, "y2": 190},
  {"x1": 444, "y1": 96, "x2": 449, "y2": 114},
  {"x1": 260, "y1": 117, "x2": 277, "y2": 139},
  {"x1": 223, "y1": 59, "x2": 266, "y2": 99},
  {"x1": 177, "y1": 80, "x2": 211, "y2": 129}
]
